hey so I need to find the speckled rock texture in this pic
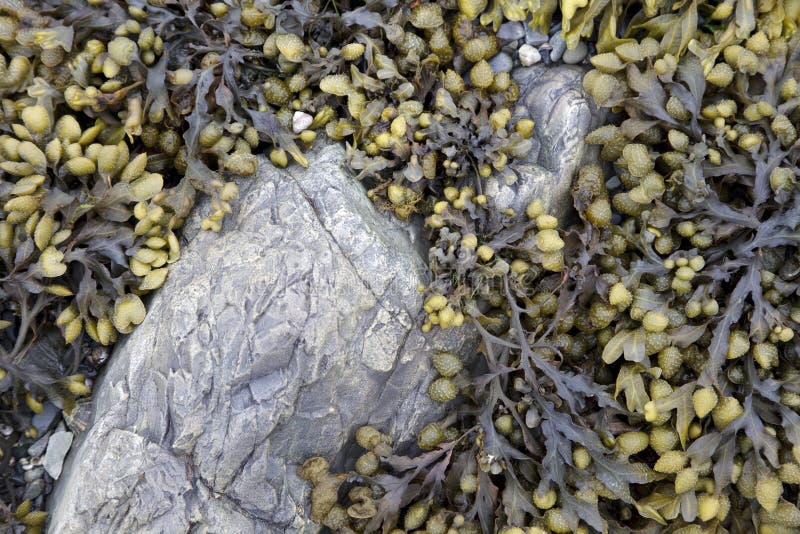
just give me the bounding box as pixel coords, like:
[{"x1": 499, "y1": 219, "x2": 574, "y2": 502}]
[{"x1": 48, "y1": 67, "x2": 600, "y2": 533}]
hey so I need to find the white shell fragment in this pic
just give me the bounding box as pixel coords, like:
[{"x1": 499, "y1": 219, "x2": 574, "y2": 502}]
[
  {"x1": 292, "y1": 111, "x2": 313, "y2": 134},
  {"x1": 518, "y1": 44, "x2": 541, "y2": 66}
]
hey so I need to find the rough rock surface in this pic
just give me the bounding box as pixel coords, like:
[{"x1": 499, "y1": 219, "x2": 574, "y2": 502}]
[{"x1": 49, "y1": 67, "x2": 601, "y2": 533}]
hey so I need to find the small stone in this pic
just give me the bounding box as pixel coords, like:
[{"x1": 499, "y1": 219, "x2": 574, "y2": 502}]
[
  {"x1": 32, "y1": 402, "x2": 59, "y2": 433},
  {"x1": 27, "y1": 433, "x2": 50, "y2": 457},
  {"x1": 563, "y1": 41, "x2": 588, "y2": 64},
  {"x1": 498, "y1": 21, "x2": 525, "y2": 40},
  {"x1": 525, "y1": 26, "x2": 549, "y2": 46},
  {"x1": 24, "y1": 467, "x2": 45, "y2": 483},
  {"x1": 518, "y1": 44, "x2": 541, "y2": 66},
  {"x1": 43, "y1": 431, "x2": 73, "y2": 480},
  {"x1": 549, "y1": 33, "x2": 566, "y2": 62},
  {"x1": 292, "y1": 111, "x2": 313, "y2": 134},
  {"x1": 23, "y1": 479, "x2": 45, "y2": 500},
  {"x1": 488, "y1": 52, "x2": 513, "y2": 74}
]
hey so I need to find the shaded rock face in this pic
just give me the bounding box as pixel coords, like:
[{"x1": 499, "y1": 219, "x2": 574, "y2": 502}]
[{"x1": 49, "y1": 66, "x2": 600, "y2": 533}]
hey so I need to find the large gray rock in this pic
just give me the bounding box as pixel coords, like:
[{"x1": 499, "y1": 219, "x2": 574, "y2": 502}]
[
  {"x1": 488, "y1": 65, "x2": 603, "y2": 221},
  {"x1": 48, "y1": 144, "x2": 475, "y2": 533}
]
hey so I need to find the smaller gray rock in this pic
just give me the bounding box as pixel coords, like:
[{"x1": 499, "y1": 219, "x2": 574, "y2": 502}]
[
  {"x1": 27, "y1": 433, "x2": 50, "y2": 457},
  {"x1": 518, "y1": 44, "x2": 541, "y2": 66},
  {"x1": 525, "y1": 26, "x2": 548, "y2": 46},
  {"x1": 31, "y1": 402, "x2": 59, "y2": 433},
  {"x1": 23, "y1": 479, "x2": 45, "y2": 500},
  {"x1": 563, "y1": 41, "x2": 588, "y2": 64},
  {"x1": 489, "y1": 52, "x2": 513, "y2": 74},
  {"x1": 43, "y1": 431, "x2": 73, "y2": 480},
  {"x1": 512, "y1": 65, "x2": 605, "y2": 220},
  {"x1": 549, "y1": 33, "x2": 566, "y2": 62},
  {"x1": 24, "y1": 467, "x2": 45, "y2": 483},
  {"x1": 498, "y1": 21, "x2": 525, "y2": 40}
]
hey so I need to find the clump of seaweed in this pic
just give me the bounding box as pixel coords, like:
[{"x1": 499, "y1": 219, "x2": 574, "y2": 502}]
[{"x1": 3, "y1": 0, "x2": 800, "y2": 531}]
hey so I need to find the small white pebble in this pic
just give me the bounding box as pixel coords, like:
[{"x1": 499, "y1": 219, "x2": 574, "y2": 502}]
[
  {"x1": 518, "y1": 44, "x2": 541, "y2": 67},
  {"x1": 292, "y1": 111, "x2": 313, "y2": 134}
]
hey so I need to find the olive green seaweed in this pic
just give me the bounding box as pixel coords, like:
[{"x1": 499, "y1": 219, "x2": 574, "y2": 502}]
[{"x1": 2, "y1": 0, "x2": 800, "y2": 532}]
